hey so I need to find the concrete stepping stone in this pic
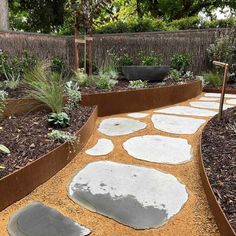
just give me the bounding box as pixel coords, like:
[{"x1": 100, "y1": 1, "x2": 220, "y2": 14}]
[
  {"x1": 8, "y1": 202, "x2": 91, "y2": 236},
  {"x1": 205, "y1": 93, "x2": 236, "y2": 98},
  {"x1": 154, "y1": 106, "x2": 217, "y2": 117},
  {"x1": 127, "y1": 112, "x2": 149, "y2": 118},
  {"x1": 151, "y1": 114, "x2": 205, "y2": 134},
  {"x1": 190, "y1": 101, "x2": 233, "y2": 110},
  {"x1": 68, "y1": 161, "x2": 188, "y2": 229},
  {"x1": 123, "y1": 135, "x2": 192, "y2": 164},
  {"x1": 226, "y1": 99, "x2": 236, "y2": 105},
  {"x1": 199, "y1": 97, "x2": 219, "y2": 101},
  {"x1": 98, "y1": 118, "x2": 146, "y2": 136},
  {"x1": 85, "y1": 138, "x2": 114, "y2": 156}
]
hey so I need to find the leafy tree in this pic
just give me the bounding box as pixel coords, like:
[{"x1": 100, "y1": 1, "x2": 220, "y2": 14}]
[
  {"x1": 9, "y1": 0, "x2": 66, "y2": 33},
  {"x1": 135, "y1": 0, "x2": 236, "y2": 20}
]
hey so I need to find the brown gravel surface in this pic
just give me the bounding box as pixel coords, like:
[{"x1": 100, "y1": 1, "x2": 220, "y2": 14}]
[
  {"x1": 0, "y1": 94, "x2": 220, "y2": 235},
  {"x1": 202, "y1": 107, "x2": 236, "y2": 231},
  {"x1": 0, "y1": 106, "x2": 94, "y2": 179}
]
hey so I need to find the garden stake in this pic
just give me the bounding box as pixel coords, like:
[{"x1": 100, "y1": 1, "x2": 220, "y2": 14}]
[{"x1": 212, "y1": 61, "x2": 229, "y2": 121}]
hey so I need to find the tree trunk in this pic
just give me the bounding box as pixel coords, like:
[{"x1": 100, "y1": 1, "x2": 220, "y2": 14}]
[{"x1": 0, "y1": 0, "x2": 9, "y2": 31}]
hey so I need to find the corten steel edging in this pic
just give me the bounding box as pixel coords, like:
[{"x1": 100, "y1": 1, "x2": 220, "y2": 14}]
[
  {"x1": 0, "y1": 106, "x2": 98, "y2": 211},
  {"x1": 203, "y1": 87, "x2": 236, "y2": 94},
  {"x1": 200, "y1": 126, "x2": 236, "y2": 236},
  {"x1": 81, "y1": 80, "x2": 202, "y2": 116}
]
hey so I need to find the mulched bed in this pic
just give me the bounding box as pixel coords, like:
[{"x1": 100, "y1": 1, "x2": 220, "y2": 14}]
[
  {"x1": 0, "y1": 106, "x2": 94, "y2": 179},
  {"x1": 80, "y1": 78, "x2": 194, "y2": 95},
  {"x1": 204, "y1": 84, "x2": 236, "y2": 94},
  {"x1": 202, "y1": 107, "x2": 236, "y2": 231},
  {"x1": 5, "y1": 78, "x2": 195, "y2": 98}
]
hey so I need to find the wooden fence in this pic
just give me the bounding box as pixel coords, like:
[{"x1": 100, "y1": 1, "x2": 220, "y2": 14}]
[{"x1": 0, "y1": 28, "x2": 231, "y2": 74}]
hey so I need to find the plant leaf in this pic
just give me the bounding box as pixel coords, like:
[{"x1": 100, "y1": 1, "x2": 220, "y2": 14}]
[{"x1": 0, "y1": 144, "x2": 10, "y2": 154}]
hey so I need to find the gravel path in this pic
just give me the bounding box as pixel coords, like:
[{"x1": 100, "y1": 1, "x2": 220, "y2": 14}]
[{"x1": 1, "y1": 93, "x2": 220, "y2": 236}]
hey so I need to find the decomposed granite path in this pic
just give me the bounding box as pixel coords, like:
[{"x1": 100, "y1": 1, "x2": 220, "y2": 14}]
[{"x1": 1, "y1": 92, "x2": 226, "y2": 236}]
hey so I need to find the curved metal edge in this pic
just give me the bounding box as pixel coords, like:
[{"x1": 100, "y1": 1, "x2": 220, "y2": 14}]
[
  {"x1": 200, "y1": 124, "x2": 236, "y2": 236},
  {"x1": 0, "y1": 106, "x2": 98, "y2": 212},
  {"x1": 81, "y1": 80, "x2": 202, "y2": 117}
]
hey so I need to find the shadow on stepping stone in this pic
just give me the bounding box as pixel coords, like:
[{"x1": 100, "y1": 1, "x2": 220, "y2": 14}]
[
  {"x1": 68, "y1": 161, "x2": 188, "y2": 229},
  {"x1": 8, "y1": 202, "x2": 91, "y2": 236}
]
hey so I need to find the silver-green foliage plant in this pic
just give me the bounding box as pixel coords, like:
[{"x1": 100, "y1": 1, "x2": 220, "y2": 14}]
[
  {"x1": 96, "y1": 71, "x2": 118, "y2": 90},
  {"x1": 48, "y1": 130, "x2": 76, "y2": 143},
  {"x1": 74, "y1": 69, "x2": 91, "y2": 87},
  {"x1": 207, "y1": 31, "x2": 236, "y2": 66},
  {"x1": 65, "y1": 81, "x2": 81, "y2": 110},
  {"x1": 0, "y1": 90, "x2": 8, "y2": 116},
  {"x1": 24, "y1": 61, "x2": 65, "y2": 113},
  {"x1": 169, "y1": 69, "x2": 182, "y2": 82},
  {"x1": 129, "y1": 80, "x2": 147, "y2": 89},
  {"x1": 203, "y1": 72, "x2": 223, "y2": 87},
  {"x1": 48, "y1": 112, "x2": 70, "y2": 128}
]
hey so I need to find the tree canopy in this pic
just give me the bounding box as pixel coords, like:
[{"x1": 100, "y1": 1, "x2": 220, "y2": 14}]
[{"x1": 7, "y1": 0, "x2": 236, "y2": 34}]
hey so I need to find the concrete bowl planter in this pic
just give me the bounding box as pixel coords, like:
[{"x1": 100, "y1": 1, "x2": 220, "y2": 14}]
[{"x1": 121, "y1": 65, "x2": 170, "y2": 82}]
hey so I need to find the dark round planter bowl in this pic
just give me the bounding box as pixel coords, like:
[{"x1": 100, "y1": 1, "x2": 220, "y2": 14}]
[{"x1": 122, "y1": 65, "x2": 170, "y2": 82}]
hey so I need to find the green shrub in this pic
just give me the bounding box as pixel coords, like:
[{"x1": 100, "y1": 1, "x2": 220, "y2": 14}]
[
  {"x1": 171, "y1": 53, "x2": 192, "y2": 74},
  {"x1": 51, "y1": 57, "x2": 65, "y2": 73},
  {"x1": 169, "y1": 16, "x2": 200, "y2": 30},
  {"x1": 169, "y1": 69, "x2": 182, "y2": 82},
  {"x1": 203, "y1": 72, "x2": 223, "y2": 87},
  {"x1": 73, "y1": 69, "x2": 91, "y2": 87},
  {"x1": 129, "y1": 80, "x2": 147, "y2": 89},
  {"x1": 96, "y1": 72, "x2": 118, "y2": 90},
  {"x1": 48, "y1": 112, "x2": 70, "y2": 128},
  {"x1": 65, "y1": 81, "x2": 81, "y2": 110},
  {"x1": 48, "y1": 130, "x2": 76, "y2": 143},
  {"x1": 139, "y1": 51, "x2": 163, "y2": 66},
  {"x1": 117, "y1": 53, "x2": 133, "y2": 66},
  {"x1": 24, "y1": 62, "x2": 65, "y2": 113},
  {"x1": 207, "y1": 31, "x2": 235, "y2": 66}
]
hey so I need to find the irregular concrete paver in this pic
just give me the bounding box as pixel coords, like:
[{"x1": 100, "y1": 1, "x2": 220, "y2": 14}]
[
  {"x1": 199, "y1": 97, "x2": 219, "y2": 101},
  {"x1": 226, "y1": 99, "x2": 236, "y2": 105},
  {"x1": 190, "y1": 101, "x2": 233, "y2": 110},
  {"x1": 85, "y1": 138, "x2": 114, "y2": 156},
  {"x1": 151, "y1": 114, "x2": 205, "y2": 134},
  {"x1": 123, "y1": 135, "x2": 192, "y2": 164},
  {"x1": 98, "y1": 118, "x2": 147, "y2": 136},
  {"x1": 127, "y1": 112, "x2": 149, "y2": 118},
  {"x1": 154, "y1": 106, "x2": 217, "y2": 117},
  {"x1": 68, "y1": 161, "x2": 188, "y2": 229},
  {"x1": 8, "y1": 202, "x2": 91, "y2": 236},
  {"x1": 205, "y1": 93, "x2": 236, "y2": 98}
]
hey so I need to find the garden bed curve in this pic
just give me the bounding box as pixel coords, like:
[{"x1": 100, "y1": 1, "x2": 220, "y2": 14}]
[{"x1": 0, "y1": 106, "x2": 98, "y2": 211}]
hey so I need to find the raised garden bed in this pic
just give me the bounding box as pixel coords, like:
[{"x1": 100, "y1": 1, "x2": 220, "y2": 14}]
[
  {"x1": 81, "y1": 79, "x2": 202, "y2": 116},
  {"x1": 5, "y1": 80, "x2": 201, "y2": 117},
  {"x1": 0, "y1": 105, "x2": 97, "y2": 211},
  {"x1": 201, "y1": 107, "x2": 236, "y2": 236}
]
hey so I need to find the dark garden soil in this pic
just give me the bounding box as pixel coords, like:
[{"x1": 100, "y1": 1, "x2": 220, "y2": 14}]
[
  {"x1": 80, "y1": 78, "x2": 195, "y2": 95},
  {"x1": 6, "y1": 78, "x2": 195, "y2": 98},
  {"x1": 204, "y1": 84, "x2": 236, "y2": 93},
  {"x1": 0, "y1": 106, "x2": 94, "y2": 179},
  {"x1": 201, "y1": 107, "x2": 236, "y2": 232}
]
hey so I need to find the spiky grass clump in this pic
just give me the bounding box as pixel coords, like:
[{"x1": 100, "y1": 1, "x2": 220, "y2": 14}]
[{"x1": 24, "y1": 62, "x2": 65, "y2": 113}]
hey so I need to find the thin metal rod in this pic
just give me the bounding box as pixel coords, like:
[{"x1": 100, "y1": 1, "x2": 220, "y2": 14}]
[{"x1": 218, "y1": 64, "x2": 228, "y2": 121}]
